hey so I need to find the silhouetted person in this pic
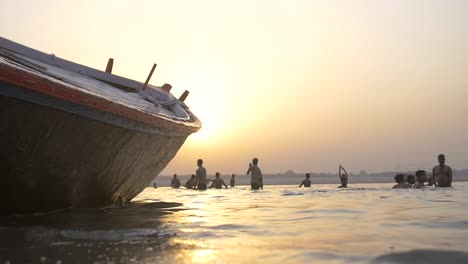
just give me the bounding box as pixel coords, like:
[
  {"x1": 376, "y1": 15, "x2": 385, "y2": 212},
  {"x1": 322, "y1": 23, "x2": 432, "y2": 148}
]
[
  {"x1": 171, "y1": 174, "x2": 181, "y2": 188},
  {"x1": 299, "y1": 173, "x2": 311, "y2": 187},
  {"x1": 338, "y1": 165, "x2": 348, "y2": 188},
  {"x1": 195, "y1": 159, "x2": 208, "y2": 190},
  {"x1": 247, "y1": 158, "x2": 262, "y2": 190},
  {"x1": 432, "y1": 154, "x2": 452, "y2": 187},
  {"x1": 185, "y1": 174, "x2": 196, "y2": 189},
  {"x1": 406, "y1": 174, "x2": 416, "y2": 186},
  {"x1": 392, "y1": 174, "x2": 411, "y2": 189},
  {"x1": 210, "y1": 172, "x2": 229, "y2": 189},
  {"x1": 414, "y1": 170, "x2": 426, "y2": 189},
  {"x1": 230, "y1": 174, "x2": 235, "y2": 187},
  {"x1": 153, "y1": 182, "x2": 158, "y2": 188}
]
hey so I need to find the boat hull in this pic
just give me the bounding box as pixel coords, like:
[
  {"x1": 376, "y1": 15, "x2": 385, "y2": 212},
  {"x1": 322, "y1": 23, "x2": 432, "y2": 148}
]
[{"x1": 0, "y1": 83, "x2": 189, "y2": 215}]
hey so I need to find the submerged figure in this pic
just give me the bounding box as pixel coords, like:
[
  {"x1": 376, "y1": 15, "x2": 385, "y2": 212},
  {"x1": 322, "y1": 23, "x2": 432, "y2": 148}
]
[
  {"x1": 432, "y1": 154, "x2": 452, "y2": 187},
  {"x1": 247, "y1": 158, "x2": 263, "y2": 190},
  {"x1": 185, "y1": 174, "x2": 197, "y2": 189},
  {"x1": 171, "y1": 174, "x2": 181, "y2": 188},
  {"x1": 210, "y1": 172, "x2": 229, "y2": 189},
  {"x1": 230, "y1": 174, "x2": 236, "y2": 187},
  {"x1": 392, "y1": 174, "x2": 411, "y2": 189},
  {"x1": 195, "y1": 159, "x2": 208, "y2": 190},
  {"x1": 299, "y1": 173, "x2": 312, "y2": 187},
  {"x1": 414, "y1": 170, "x2": 426, "y2": 189},
  {"x1": 338, "y1": 165, "x2": 348, "y2": 188}
]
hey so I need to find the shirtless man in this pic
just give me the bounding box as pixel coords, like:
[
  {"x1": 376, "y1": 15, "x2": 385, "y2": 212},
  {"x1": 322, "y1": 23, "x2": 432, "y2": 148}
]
[
  {"x1": 171, "y1": 174, "x2": 181, "y2": 188},
  {"x1": 210, "y1": 172, "x2": 229, "y2": 189},
  {"x1": 299, "y1": 173, "x2": 311, "y2": 187},
  {"x1": 185, "y1": 174, "x2": 197, "y2": 189},
  {"x1": 338, "y1": 165, "x2": 348, "y2": 188},
  {"x1": 432, "y1": 154, "x2": 452, "y2": 187},
  {"x1": 230, "y1": 174, "x2": 235, "y2": 187},
  {"x1": 195, "y1": 159, "x2": 208, "y2": 190},
  {"x1": 247, "y1": 158, "x2": 262, "y2": 190}
]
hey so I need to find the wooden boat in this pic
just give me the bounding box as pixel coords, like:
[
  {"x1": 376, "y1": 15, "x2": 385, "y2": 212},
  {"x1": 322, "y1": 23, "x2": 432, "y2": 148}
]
[{"x1": 0, "y1": 37, "x2": 201, "y2": 215}]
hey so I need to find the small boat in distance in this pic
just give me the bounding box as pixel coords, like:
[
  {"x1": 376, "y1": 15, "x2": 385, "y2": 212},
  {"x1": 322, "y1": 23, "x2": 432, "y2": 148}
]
[{"x1": 0, "y1": 36, "x2": 201, "y2": 215}]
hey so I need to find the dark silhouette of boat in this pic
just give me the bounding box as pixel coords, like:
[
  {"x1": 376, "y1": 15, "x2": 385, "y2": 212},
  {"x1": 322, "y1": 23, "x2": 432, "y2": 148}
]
[{"x1": 0, "y1": 37, "x2": 201, "y2": 215}]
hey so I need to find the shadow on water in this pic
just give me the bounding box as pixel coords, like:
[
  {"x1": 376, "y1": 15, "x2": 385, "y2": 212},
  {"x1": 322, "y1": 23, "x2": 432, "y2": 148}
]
[
  {"x1": 372, "y1": 249, "x2": 468, "y2": 264},
  {"x1": 0, "y1": 202, "x2": 184, "y2": 264}
]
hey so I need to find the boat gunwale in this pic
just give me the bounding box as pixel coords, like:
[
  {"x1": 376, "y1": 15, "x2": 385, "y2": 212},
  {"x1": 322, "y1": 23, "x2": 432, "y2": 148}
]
[{"x1": 0, "y1": 60, "x2": 201, "y2": 134}]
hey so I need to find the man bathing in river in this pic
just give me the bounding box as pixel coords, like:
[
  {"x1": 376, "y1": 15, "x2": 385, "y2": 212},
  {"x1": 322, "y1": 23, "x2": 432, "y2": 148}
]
[
  {"x1": 247, "y1": 158, "x2": 263, "y2": 190},
  {"x1": 432, "y1": 154, "x2": 452, "y2": 187},
  {"x1": 195, "y1": 159, "x2": 208, "y2": 190},
  {"x1": 210, "y1": 172, "x2": 229, "y2": 189},
  {"x1": 299, "y1": 173, "x2": 311, "y2": 187},
  {"x1": 338, "y1": 165, "x2": 348, "y2": 188}
]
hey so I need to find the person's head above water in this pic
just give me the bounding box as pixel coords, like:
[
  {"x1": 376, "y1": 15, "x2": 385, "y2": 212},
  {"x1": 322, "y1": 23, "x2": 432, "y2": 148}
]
[
  {"x1": 394, "y1": 174, "x2": 405, "y2": 183},
  {"x1": 252, "y1": 158, "x2": 258, "y2": 165},
  {"x1": 416, "y1": 170, "x2": 426, "y2": 182},
  {"x1": 438, "y1": 154, "x2": 445, "y2": 165},
  {"x1": 197, "y1": 159, "x2": 203, "y2": 166}
]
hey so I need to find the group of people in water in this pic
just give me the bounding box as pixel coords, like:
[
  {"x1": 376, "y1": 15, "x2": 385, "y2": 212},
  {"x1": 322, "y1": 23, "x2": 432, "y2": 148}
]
[
  {"x1": 164, "y1": 154, "x2": 453, "y2": 190},
  {"x1": 168, "y1": 158, "x2": 263, "y2": 190},
  {"x1": 392, "y1": 154, "x2": 452, "y2": 188}
]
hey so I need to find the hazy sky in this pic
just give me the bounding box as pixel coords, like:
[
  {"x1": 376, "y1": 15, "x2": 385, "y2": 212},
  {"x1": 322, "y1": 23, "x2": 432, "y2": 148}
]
[{"x1": 2, "y1": 0, "x2": 467, "y2": 175}]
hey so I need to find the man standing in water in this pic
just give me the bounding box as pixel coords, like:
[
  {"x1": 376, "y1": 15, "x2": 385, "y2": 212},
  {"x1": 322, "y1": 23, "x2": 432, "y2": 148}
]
[
  {"x1": 299, "y1": 173, "x2": 311, "y2": 187},
  {"x1": 247, "y1": 158, "x2": 263, "y2": 190},
  {"x1": 171, "y1": 174, "x2": 181, "y2": 188},
  {"x1": 230, "y1": 174, "x2": 236, "y2": 187},
  {"x1": 432, "y1": 154, "x2": 452, "y2": 187},
  {"x1": 338, "y1": 165, "x2": 348, "y2": 188},
  {"x1": 195, "y1": 159, "x2": 208, "y2": 190},
  {"x1": 209, "y1": 172, "x2": 229, "y2": 189}
]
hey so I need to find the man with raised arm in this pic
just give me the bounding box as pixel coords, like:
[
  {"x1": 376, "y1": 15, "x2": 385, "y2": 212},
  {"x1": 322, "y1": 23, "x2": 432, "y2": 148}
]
[{"x1": 338, "y1": 165, "x2": 348, "y2": 188}]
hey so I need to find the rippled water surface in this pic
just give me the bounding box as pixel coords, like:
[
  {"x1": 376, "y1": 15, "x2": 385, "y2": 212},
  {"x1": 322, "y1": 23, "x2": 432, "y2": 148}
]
[{"x1": 2, "y1": 183, "x2": 468, "y2": 263}]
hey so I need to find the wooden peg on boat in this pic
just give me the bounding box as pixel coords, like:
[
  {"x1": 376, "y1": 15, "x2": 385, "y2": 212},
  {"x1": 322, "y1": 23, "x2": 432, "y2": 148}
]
[
  {"x1": 161, "y1": 83, "x2": 172, "y2": 93},
  {"x1": 105, "y1": 58, "x2": 114, "y2": 73},
  {"x1": 179, "y1": 90, "x2": 189, "y2": 102},
  {"x1": 142, "y1": 63, "x2": 157, "y2": 91}
]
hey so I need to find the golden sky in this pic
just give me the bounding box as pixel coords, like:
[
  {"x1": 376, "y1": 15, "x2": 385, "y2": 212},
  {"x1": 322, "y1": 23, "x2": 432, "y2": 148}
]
[{"x1": 2, "y1": 0, "x2": 467, "y2": 175}]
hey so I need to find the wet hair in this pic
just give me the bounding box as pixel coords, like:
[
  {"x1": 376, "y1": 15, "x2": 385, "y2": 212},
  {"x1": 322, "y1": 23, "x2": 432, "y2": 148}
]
[
  {"x1": 306, "y1": 173, "x2": 310, "y2": 178},
  {"x1": 215, "y1": 172, "x2": 220, "y2": 177},
  {"x1": 438, "y1": 154, "x2": 445, "y2": 159},
  {"x1": 394, "y1": 174, "x2": 405, "y2": 183},
  {"x1": 197, "y1": 159, "x2": 203, "y2": 166},
  {"x1": 415, "y1": 170, "x2": 426, "y2": 178},
  {"x1": 252, "y1": 158, "x2": 258, "y2": 165}
]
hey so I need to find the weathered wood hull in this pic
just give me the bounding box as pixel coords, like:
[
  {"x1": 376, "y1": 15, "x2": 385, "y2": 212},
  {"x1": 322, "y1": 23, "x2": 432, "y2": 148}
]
[
  {"x1": 0, "y1": 83, "x2": 189, "y2": 215},
  {"x1": 0, "y1": 37, "x2": 201, "y2": 215}
]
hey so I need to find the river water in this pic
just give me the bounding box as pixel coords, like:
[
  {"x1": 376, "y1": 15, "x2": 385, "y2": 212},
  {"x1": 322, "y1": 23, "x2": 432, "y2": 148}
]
[{"x1": 1, "y1": 183, "x2": 468, "y2": 263}]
